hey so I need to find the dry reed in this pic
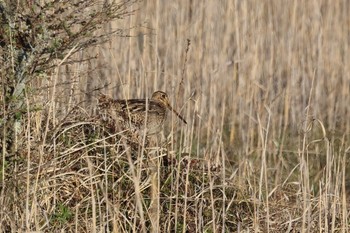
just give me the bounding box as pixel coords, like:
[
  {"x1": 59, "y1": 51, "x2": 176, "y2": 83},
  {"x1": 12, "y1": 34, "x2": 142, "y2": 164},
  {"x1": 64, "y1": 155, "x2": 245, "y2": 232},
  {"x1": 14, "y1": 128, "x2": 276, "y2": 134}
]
[{"x1": 1, "y1": 0, "x2": 349, "y2": 232}]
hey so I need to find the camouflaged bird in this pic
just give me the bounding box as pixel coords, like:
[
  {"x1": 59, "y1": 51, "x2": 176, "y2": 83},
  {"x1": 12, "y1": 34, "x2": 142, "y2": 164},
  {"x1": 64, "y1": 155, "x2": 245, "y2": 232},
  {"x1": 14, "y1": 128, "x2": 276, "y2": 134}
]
[{"x1": 98, "y1": 91, "x2": 187, "y2": 135}]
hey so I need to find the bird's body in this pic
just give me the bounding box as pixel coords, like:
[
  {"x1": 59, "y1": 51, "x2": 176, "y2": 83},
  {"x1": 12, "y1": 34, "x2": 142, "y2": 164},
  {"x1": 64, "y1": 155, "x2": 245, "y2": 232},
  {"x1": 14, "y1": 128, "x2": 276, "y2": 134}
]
[{"x1": 98, "y1": 91, "x2": 186, "y2": 136}]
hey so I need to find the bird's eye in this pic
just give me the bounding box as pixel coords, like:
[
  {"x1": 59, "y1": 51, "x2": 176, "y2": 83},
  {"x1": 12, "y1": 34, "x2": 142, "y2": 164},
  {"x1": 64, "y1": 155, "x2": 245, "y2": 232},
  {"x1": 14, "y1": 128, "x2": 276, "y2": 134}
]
[{"x1": 161, "y1": 94, "x2": 166, "y2": 98}]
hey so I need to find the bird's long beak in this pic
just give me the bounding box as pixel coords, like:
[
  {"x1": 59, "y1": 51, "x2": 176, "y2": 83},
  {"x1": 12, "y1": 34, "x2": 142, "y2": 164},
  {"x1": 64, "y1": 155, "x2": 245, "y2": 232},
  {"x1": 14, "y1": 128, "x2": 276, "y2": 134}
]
[{"x1": 167, "y1": 105, "x2": 187, "y2": 124}]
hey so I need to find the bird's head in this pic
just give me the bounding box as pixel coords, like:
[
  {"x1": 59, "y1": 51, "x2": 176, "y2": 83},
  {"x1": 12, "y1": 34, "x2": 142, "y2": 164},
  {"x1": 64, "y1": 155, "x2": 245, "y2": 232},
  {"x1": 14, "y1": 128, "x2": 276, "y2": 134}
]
[{"x1": 152, "y1": 91, "x2": 187, "y2": 124}]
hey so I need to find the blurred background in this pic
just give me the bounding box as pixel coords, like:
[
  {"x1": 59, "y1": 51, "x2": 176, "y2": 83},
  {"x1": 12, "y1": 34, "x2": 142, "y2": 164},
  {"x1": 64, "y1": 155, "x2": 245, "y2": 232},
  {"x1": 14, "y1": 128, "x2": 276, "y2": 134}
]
[{"x1": 57, "y1": 0, "x2": 350, "y2": 158}]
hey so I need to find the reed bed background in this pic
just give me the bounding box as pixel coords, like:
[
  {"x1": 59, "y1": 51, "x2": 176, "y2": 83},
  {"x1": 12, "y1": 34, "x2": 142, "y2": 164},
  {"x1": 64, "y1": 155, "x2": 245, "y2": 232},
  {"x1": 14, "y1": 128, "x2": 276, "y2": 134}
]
[{"x1": 1, "y1": 0, "x2": 349, "y2": 232}]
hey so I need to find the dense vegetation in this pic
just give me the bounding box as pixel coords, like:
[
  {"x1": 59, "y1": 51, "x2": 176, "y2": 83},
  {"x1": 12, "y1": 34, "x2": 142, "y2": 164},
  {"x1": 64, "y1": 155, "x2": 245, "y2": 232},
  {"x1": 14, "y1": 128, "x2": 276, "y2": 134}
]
[{"x1": 1, "y1": 0, "x2": 349, "y2": 232}]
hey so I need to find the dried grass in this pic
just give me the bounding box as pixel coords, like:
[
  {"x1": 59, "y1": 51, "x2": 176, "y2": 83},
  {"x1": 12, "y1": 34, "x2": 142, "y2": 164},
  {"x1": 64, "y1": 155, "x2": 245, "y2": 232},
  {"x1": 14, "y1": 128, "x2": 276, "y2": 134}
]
[{"x1": 1, "y1": 0, "x2": 350, "y2": 232}]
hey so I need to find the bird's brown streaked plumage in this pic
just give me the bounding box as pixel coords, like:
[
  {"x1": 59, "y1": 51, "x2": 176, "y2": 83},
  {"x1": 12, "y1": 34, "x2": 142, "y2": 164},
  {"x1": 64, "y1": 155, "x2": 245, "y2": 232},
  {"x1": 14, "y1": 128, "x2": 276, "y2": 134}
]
[{"x1": 98, "y1": 91, "x2": 187, "y2": 135}]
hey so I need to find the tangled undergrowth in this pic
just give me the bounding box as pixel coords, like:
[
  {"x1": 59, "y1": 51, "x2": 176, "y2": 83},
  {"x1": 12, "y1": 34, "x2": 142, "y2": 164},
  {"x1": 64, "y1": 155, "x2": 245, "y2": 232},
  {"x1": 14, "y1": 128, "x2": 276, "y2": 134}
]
[{"x1": 1, "y1": 105, "x2": 347, "y2": 232}]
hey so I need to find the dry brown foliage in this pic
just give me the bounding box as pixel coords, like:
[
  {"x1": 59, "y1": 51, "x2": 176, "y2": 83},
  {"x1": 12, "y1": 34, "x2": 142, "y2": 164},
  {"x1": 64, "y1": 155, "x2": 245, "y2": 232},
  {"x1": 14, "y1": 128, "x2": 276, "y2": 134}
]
[{"x1": 1, "y1": 0, "x2": 349, "y2": 232}]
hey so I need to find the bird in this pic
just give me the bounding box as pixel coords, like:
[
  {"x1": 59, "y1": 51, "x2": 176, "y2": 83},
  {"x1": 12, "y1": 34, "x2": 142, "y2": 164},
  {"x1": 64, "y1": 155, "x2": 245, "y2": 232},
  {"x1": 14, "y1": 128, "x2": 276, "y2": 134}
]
[{"x1": 98, "y1": 91, "x2": 187, "y2": 136}]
